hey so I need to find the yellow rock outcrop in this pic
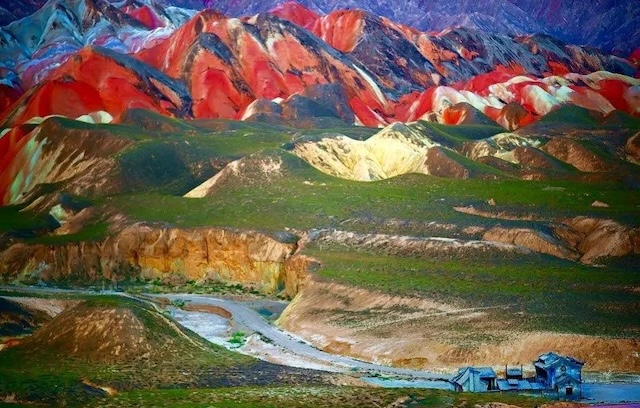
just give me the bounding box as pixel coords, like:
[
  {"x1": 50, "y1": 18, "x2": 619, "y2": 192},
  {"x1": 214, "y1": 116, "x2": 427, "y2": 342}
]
[{"x1": 0, "y1": 225, "x2": 309, "y2": 297}]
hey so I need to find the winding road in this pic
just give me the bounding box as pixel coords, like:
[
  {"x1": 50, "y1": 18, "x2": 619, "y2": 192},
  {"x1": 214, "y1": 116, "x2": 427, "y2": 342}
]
[
  {"x1": 0, "y1": 286, "x2": 452, "y2": 387},
  {"x1": 153, "y1": 293, "x2": 453, "y2": 387}
]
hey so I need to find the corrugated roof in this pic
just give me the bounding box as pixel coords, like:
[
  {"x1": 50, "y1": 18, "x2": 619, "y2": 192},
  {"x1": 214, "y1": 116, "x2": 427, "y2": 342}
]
[
  {"x1": 454, "y1": 366, "x2": 496, "y2": 380},
  {"x1": 535, "y1": 352, "x2": 584, "y2": 368},
  {"x1": 474, "y1": 367, "x2": 497, "y2": 378},
  {"x1": 496, "y1": 379, "x2": 511, "y2": 391},
  {"x1": 555, "y1": 373, "x2": 581, "y2": 386},
  {"x1": 452, "y1": 367, "x2": 472, "y2": 385},
  {"x1": 496, "y1": 379, "x2": 535, "y2": 391}
]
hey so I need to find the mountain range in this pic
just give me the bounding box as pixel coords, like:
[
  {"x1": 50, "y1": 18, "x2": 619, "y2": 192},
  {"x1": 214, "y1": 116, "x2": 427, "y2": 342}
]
[
  {"x1": 1, "y1": 0, "x2": 638, "y2": 132},
  {"x1": 163, "y1": 0, "x2": 640, "y2": 55},
  {"x1": 2, "y1": 0, "x2": 639, "y2": 55}
]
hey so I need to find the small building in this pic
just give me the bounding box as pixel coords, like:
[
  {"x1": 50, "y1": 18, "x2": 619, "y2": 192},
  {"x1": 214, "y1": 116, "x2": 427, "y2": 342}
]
[
  {"x1": 505, "y1": 366, "x2": 523, "y2": 380},
  {"x1": 452, "y1": 367, "x2": 497, "y2": 392},
  {"x1": 534, "y1": 352, "x2": 584, "y2": 398}
]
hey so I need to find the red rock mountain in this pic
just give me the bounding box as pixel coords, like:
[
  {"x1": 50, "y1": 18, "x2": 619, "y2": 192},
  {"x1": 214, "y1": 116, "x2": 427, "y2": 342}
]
[{"x1": 0, "y1": 2, "x2": 638, "y2": 129}]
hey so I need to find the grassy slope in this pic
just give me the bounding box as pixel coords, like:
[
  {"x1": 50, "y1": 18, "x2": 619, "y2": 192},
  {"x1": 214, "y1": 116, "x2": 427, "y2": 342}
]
[
  {"x1": 110, "y1": 117, "x2": 378, "y2": 195},
  {"x1": 0, "y1": 205, "x2": 54, "y2": 233},
  {"x1": 107, "y1": 154, "x2": 640, "y2": 231},
  {"x1": 307, "y1": 248, "x2": 640, "y2": 338},
  {"x1": 417, "y1": 121, "x2": 505, "y2": 148},
  {"x1": 0, "y1": 295, "x2": 257, "y2": 405},
  {"x1": 85, "y1": 387, "x2": 548, "y2": 408}
]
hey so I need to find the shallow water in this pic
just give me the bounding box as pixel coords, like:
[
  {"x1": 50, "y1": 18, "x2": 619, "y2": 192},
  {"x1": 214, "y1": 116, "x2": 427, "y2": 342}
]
[
  {"x1": 361, "y1": 377, "x2": 454, "y2": 390},
  {"x1": 581, "y1": 383, "x2": 640, "y2": 404}
]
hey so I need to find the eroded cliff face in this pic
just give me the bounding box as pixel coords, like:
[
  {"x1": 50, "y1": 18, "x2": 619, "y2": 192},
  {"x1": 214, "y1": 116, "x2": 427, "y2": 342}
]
[
  {"x1": 0, "y1": 225, "x2": 309, "y2": 297},
  {"x1": 1, "y1": 118, "x2": 133, "y2": 206},
  {"x1": 278, "y1": 278, "x2": 640, "y2": 373},
  {"x1": 483, "y1": 217, "x2": 640, "y2": 264}
]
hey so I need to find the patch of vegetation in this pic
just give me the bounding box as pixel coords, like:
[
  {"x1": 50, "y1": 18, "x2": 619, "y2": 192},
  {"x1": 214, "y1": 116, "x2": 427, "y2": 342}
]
[
  {"x1": 536, "y1": 105, "x2": 601, "y2": 128},
  {"x1": 417, "y1": 121, "x2": 505, "y2": 148},
  {"x1": 0, "y1": 205, "x2": 56, "y2": 236},
  {"x1": 118, "y1": 141, "x2": 194, "y2": 194},
  {"x1": 307, "y1": 248, "x2": 640, "y2": 338},
  {"x1": 105, "y1": 153, "x2": 640, "y2": 233},
  {"x1": 85, "y1": 386, "x2": 550, "y2": 408},
  {"x1": 228, "y1": 331, "x2": 247, "y2": 347},
  {"x1": 120, "y1": 278, "x2": 261, "y2": 296},
  {"x1": 104, "y1": 113, "x2": 379, "y2": 196},
  {"x1": 26, "y1": 221, "x2": 110, "y2": 245},
  {"x1": 171, "y1": 298, "x2": 187, "y2": 308}
]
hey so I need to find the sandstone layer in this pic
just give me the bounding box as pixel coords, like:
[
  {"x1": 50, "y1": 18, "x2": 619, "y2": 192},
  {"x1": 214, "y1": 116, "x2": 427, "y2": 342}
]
[
  {"x1": 0, "y1": 224, "x2": 308, "y2": 297},
  {"x1": 278, "y1": 278, "x2": 640, "y2": 373}
]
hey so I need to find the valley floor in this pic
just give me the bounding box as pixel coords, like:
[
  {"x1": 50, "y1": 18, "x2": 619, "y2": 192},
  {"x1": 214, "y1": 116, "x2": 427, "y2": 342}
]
[{"x1": 2, "y1": 286, "x2": 639, "y2": 406}]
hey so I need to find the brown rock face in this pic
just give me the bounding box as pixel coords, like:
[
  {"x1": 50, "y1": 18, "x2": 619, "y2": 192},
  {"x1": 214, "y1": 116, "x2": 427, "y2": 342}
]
[
  {"x1": 278, "y1": 278, "x2": 640, "y2": 373},
  {"x1": 8, "y1": 118, "x2": 133, "y2": 205},
  {"x1": 626, "y1": 131, "x2": 640, "y2": 163},
  {"x1": 541, "y1": 138, "x2": 607, "y2": 172},
  {"x1": 424, "y1": 147, "x2": 469, "y2": 179},
  {"x1": 483, "y1": 227, "x2": 579, "y2": 260},
  {"x1": 561, "y1": 217, "x2": 640, "y2": 264},
  {"x1": 0, "y1": 225, "x2": 308, "y2": 297},
  {"x1": 482, "y1": 217, "x2": 640, "y2": 264},
  {"x1": 23, "y1": 304, "x2": 155, "y2": 363},
  {"x1": 497, "y1": 102, "x2": 529, "y2": 130},
  {"x1": 512, "y1": 146, "x2": 565, "y2": 171}
]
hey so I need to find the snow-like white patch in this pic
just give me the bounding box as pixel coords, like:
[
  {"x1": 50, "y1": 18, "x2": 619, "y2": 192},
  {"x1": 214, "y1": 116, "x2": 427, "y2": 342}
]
[
  {"x1": 549, "y1": 85, "x2": 574, "y2": 103},
  {"x1": 581, "y1": 71, "x2": 640, "y2": 86},
  {"x1": 75, "y1": 111, "x2": 113, "y2": 124},
  {"x1": 352, "y1": 64, "x2": 387, "y2": 107},
  {"x1": 240, "y1": 100, "x2": 261, "y2": 121},
  {"x1": 239, "y1": 335, "x2": 347, "y2": 372},
  {"x1": 541, "y1": 75, "x2": 571, "y2": 87},
  {"x1": 24, "y1": 114, "x2": 64, "y2": 125},
  {"x1": 49, "y1": 204, "x2": 69, "y2": 225},
  {"x1": 487, "y1": 82, "x2": 516, "y2": 104},
  {"x1": 505, "y1": 75, "x2": 536, "y2": 86},
  {"x1": 265, "y1": 31, "x2": 285, "y2": 57},
  {"x1": 522, "y1": 84, "x2": 558, "y2": 116},
  {"x1": 123, "y1": 25, "x2": 177, "y2": 53},
  {"x1": 184, "y1": 160, "x2": 240, "y2": 198},
  {"x1": 170, "y1": 309, "x2": 230, "y2": 347},
  {"x1": 432, "y1": 86, "x2": 466, "y2": 112}
]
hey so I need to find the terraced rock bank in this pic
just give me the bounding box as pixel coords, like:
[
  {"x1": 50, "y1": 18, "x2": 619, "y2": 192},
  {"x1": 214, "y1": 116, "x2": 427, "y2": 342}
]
[
  {"x1": 0, "y1": 225, "x2": 309, "y2": 297},
  {"x1": 278, "y1": 277, "x2": 640, "y2": 373}
]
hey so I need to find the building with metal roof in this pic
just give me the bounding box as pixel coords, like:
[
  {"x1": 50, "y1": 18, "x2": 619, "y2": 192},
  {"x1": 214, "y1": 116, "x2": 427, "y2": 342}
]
[
  {"x1": 452, "y1": 352, "x2": 584, "y2": 399},
  {"x1": 452, "y1": 367, "x2": 497, "y2": 392},
  {"x1": 534, "y1": 352, "x2": 584, "y2": 398}
]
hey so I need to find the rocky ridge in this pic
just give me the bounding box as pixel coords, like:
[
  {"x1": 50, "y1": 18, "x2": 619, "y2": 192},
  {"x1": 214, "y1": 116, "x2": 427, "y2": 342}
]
[
  {"x1": 278, "y1": 277, "x2": 640, "y2": 373},
  {"x1": 0, "y1": 225, "x2": 309, "y2": 297}
]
